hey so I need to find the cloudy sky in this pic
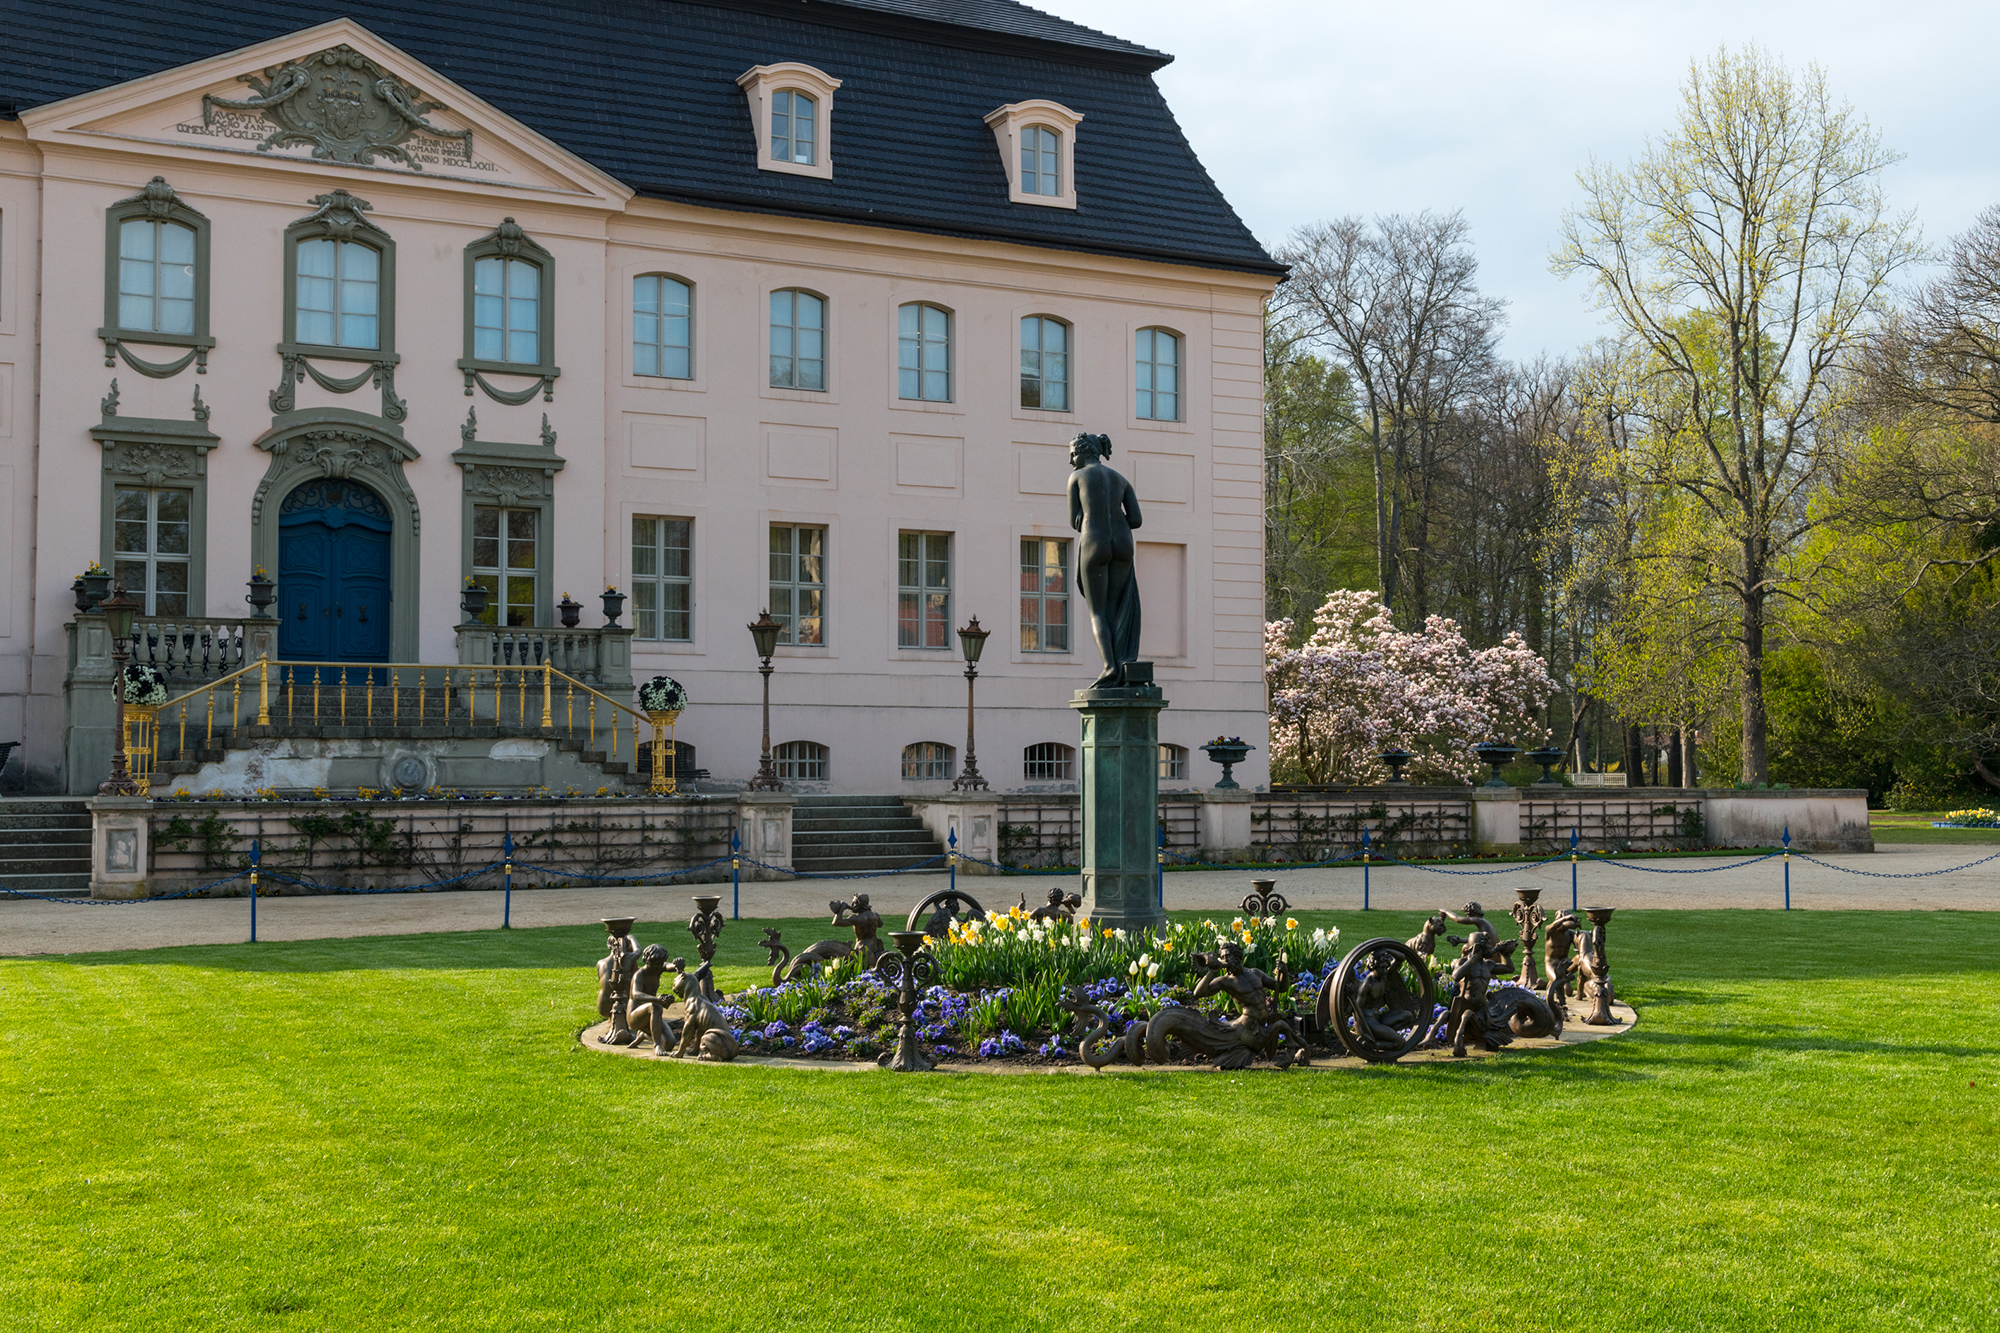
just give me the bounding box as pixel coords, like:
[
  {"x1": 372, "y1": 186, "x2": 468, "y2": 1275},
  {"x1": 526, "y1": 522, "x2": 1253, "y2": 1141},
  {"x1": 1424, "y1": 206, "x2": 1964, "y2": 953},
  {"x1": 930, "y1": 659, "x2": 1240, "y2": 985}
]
[{"x1": 1034, "y1": 0, "x2": 1994, "y2": 361}]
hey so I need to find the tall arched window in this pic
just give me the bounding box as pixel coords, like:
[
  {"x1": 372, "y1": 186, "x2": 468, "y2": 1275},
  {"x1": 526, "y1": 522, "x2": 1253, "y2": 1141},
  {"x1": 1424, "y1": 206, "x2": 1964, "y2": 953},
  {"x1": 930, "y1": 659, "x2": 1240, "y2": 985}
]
[
  {"x1": 901, "y1": 742, "x2": 956, "y2": 780},
  {"x1": 1020, "y1": 316, "x2": 1070, "y2": 410},
  {"x1": 898, "y1": 302, "x2": 951, "y2": 402},
  {"x1": 771, "y1": 89, "x2": 817, "y2": 165},
  {"x1": 1135, "y1": 328, "x2": 1182, "y2": 421},
  {"x1": 461, "y1": 218, "x2": 559, "y2": 404},
  {"x1": 296, "y1": 238, "x2": 381, "y2": 350},
  {"x1": 770, "y1": 289, "x2": 826, "y2": 390},
  {"x1": 102, "y1": 176, "x2": 214, "y2": 376},
  {"x1": 1020, "y1": 125, "x2": 1061, "y2": 196},
  {"x1": 633, "y1": 275, "x2": 693, "y2": 379},
  {"x1": 774, "y1": 740, "x2": 828, "y2": 781}
]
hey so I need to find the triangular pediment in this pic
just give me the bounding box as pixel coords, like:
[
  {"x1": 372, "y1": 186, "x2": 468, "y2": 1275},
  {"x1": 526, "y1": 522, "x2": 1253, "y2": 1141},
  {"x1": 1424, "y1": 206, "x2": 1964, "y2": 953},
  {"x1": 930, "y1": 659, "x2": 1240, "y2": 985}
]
[{"x1": 22, "y1": 20, "x2": 632, "y2": 209}]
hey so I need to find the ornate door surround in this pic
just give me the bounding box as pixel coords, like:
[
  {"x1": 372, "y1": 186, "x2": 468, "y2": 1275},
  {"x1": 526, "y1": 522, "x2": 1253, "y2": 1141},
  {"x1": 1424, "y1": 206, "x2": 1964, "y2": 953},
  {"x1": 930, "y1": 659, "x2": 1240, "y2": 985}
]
[{"x1": 251, "y1": 408, "x2": 420, "y2": 662}]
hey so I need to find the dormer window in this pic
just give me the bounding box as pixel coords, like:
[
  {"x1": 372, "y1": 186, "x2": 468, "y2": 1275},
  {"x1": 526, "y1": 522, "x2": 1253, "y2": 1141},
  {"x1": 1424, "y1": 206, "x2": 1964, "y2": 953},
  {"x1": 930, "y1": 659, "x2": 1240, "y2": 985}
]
[
  {"x1": 737, "y1": 63, "x2": 842, "y2": 180},
  {"x1": 984, "y1": 100, "x2": 1083, "y2": 209}
]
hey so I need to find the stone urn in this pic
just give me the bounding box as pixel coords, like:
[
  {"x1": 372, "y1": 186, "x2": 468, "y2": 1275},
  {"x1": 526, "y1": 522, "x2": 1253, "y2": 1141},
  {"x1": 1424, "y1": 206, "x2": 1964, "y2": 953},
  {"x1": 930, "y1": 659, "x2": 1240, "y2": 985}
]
[
  {"x1": 459, "y1": 578, "x2": 490, "y2": 623},
  {"x1": 1201, "y1": 736, "x2": 1254, "y2": 790},
  {"x1": 1472, "y1": 742, "x2": 1519, "y2": 789},
  {"x1": 1378, "y1": 748, "x2": 1414, "y2": 785},
  {"x1": 246, "y1": 571, "x2": 277, "y2": 619},
  {"x1": 558, "y1": 593, "x2": 582, "y2": 628},
  {"x1": 600, "y1": 587, "x2": 627, "y2": 627},
  {"x1": 1525, "y1": 746, "x2": 1566, "y2": 785}
]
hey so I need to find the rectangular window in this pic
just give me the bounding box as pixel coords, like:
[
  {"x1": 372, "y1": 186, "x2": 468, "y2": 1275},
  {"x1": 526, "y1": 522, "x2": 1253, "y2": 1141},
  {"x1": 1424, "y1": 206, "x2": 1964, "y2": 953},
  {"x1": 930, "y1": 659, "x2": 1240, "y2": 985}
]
[
  {"x1": 901, "y1": 742, "x2": 955, "y2": 781},
  {"x1": 771, "y1": 89, "x2": 817, "y2": 166},
  {"x1": 632, "y1": 516, "x2": 692, "y2": 641},
  {"x1": 118, "y1": 219, "x2": 196, "y2": 335},
  {"x1": 768, "y1": 524, "x2": 826, "y2": 645},
  {"x1": 1021, "y1": 125, "x2": 1061, "y2": 196},
  {"x1": 1136, "y1": 327, "x2": 1182, "y2": 421},
  {"x1": 1020, "y1": 316, "x2": 1069, "y2": 411},
  {"x1": 898, "y1": 302, "x2": 951, "y2": 401},
  {"x1": 111, "y1": 486, "x2": 191, "y2": 617},
  {"x1": 1023, "y1": 742, "x2": 1075, "y2": 782},
  {"x1": 633, "y1": 275, "x2": 692, "y2": 379},
  {"x1": 1159, "y1": 744, "x2": 1187, "y2": 781},
  {"x1": 296, "y1": 238, "x2": 379, "y2": 350},
  {"x1": 897, "y1": 531, "x2": 951, "y2": 648},
  {"x1": 770, "y1": 290, "x2": 826, "y2": 390},
  {"x1": 474, "y1": 256, "x2": 540, "y2": 364},
  {"x1": 472, "y1": 505, "x2": 538, "y2": 627},
  {"x1": 1020, "y1": 537, "x2": 1070, "y2": 652}
]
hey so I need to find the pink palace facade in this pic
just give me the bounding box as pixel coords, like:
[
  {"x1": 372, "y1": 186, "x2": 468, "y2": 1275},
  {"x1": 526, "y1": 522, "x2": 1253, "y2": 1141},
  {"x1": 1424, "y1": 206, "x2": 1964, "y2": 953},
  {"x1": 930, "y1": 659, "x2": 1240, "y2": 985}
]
[{"x1": 0, "y1": 1, "x2": 1281, "y2": 796}]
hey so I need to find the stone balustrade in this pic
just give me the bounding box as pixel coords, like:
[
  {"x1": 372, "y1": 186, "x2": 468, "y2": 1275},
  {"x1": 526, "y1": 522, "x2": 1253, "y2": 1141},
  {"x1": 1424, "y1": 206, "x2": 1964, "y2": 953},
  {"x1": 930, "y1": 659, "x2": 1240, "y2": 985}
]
[{"x1": 454, "y1": 623, "x2": 632, "y2": 692}]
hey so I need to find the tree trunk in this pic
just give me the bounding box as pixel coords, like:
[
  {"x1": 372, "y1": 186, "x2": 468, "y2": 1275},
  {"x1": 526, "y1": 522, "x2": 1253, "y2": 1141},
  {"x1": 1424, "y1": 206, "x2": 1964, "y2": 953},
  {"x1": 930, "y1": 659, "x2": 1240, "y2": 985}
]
[
  {"x1": 1626, "y1": 723, "x2": 1646, "y2": 786},
  {"x1": 1667, "y1": 729, "x2": 1684, "y2": 787},
  {"x1": 1739, "y1": 578, "x2": 1770, "y2": 785},
  {"x1": 1683, "y1": 726, "x2": 1699, "y2": 789}
]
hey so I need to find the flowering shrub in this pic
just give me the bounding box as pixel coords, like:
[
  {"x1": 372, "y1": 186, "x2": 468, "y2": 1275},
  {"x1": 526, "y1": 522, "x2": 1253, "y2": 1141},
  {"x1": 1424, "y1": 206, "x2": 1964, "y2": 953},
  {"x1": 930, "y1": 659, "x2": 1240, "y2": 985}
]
[
  {"x1": 1265, "y1": 590, "x2": 1556, "y2": 785},
  {"x1": 122, "y1": 662, "x2": 169, "y2": 706},
  {"x1": 636, "y1": 675, "x2": 688, "y2": 714}
]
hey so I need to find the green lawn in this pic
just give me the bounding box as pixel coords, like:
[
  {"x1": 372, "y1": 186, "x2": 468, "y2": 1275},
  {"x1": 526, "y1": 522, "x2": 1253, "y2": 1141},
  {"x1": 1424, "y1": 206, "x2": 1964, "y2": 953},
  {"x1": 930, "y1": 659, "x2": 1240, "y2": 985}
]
[
  {"x1": 4, "y1": 910, "x2": 1997, "y2": 1332},
  {"x1": 1870, "y1": 809, "x2": 2000, "y2": 845}
]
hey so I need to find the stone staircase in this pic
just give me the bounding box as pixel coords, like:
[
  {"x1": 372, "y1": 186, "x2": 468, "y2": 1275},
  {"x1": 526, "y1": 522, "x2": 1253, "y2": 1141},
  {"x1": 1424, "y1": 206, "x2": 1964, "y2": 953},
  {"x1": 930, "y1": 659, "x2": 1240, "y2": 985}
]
[
  {"x1": 0, "y1": 799, "x2": 93, "y2": 896},
  {"x1": 789, "y1": 795, "x2": 946, "y2": 874}
]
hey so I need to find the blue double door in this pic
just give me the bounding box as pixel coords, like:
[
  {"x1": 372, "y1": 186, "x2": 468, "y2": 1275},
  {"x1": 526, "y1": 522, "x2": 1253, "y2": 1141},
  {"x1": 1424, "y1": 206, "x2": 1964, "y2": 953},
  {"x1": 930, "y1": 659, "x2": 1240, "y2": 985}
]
[{"x1": 278, "y1": 479, "x2": 392, "y2": 663}]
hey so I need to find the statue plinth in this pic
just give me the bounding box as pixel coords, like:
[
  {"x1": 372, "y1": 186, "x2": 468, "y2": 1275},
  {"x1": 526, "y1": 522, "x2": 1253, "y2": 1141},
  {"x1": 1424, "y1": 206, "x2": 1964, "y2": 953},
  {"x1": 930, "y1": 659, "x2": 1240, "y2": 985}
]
[{"x1": 1071, "y1": 673, "x2": 1166, "y2": 932}]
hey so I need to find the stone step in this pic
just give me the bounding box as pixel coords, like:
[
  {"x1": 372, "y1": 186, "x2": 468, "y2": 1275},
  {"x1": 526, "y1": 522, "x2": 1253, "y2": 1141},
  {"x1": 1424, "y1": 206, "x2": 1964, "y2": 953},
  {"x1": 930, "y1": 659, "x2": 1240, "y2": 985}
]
[
  {"x1": 0, "y1": 817, "x2": 91, "y2": 836},
  {"x1": 793, "y1": 829, "x2": 941, "y2": 851},
  {"x1": 0, "y1": 832, "x2": 93, "y2": 853},
  {"x1": 791, "y1": 814, "x2": 930, "y2": 834},
  {"x1": 787, "y1": 851, "x2": 948, "y2": 873},
  {"x1": 0, "y1": 799, "x2": 91, "y2": 818},
  {"x1": 0, "y1": 854, "x2": 94, "y2": 877},
  {"x1": 0, "y1": 872, "x2": 93, "y2": 895}
]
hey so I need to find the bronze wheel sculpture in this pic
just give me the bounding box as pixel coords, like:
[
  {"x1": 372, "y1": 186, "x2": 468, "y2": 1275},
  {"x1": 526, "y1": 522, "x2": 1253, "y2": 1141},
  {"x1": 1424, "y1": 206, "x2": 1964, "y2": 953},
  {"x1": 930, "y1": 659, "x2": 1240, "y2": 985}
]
[
  {"x1": 1318, "y1": 937, "x2": 1437, "y2": 1064},
  {"x1": 906, "y1": 888, "x2": 987, "y2": 938}
]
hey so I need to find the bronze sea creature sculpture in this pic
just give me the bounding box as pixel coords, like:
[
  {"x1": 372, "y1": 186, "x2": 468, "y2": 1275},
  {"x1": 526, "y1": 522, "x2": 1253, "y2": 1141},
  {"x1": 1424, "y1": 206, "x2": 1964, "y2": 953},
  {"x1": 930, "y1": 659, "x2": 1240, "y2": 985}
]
[
  {"x1": 1023, "y1": 886, "x2": 1082, "y2": 922},
  {"x1": 907, "y1": 888, "x2": 987, "y2": 938},
  {"x1": 1318, "y1": 938, "x2": 1437, "y2": 1063},
  {"x1": 1071, "y1": 943, "x2": 1306, "y2": 1071},
  {"x1": 1542, "y1": 908, "x2": 1582, "y2": 1021},
  {"x1": 774, "y1": 894, "x2": 887, "y2": 981}
]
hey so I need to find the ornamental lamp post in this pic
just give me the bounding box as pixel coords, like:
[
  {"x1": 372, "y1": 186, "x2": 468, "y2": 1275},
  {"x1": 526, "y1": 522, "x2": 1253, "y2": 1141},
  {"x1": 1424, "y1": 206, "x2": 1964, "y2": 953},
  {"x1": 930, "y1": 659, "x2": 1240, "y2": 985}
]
[
  {"x1": 98, "y1": 584, "x2": 146, "y2": 797},
  {"x1": 951, "y1": 615, "x2": 990, "y2": 792},
  {"x1": 745, "y1": 609, "x2": 784, "y2": 792}
]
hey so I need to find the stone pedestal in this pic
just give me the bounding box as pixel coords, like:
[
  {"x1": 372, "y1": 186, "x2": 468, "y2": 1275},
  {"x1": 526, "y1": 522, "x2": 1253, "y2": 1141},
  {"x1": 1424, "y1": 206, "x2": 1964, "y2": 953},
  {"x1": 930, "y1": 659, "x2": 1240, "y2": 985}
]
[
  {"x1": 1198, "y1": 789, "x2": 1254, "y2": 862},
  {"x1": 907, "y1": 793, "x2": 1000, "y2": 872},
  {"x1": 737, "y1": 791, "x2": 797, "y2": 879},
  {"x1": 1471, "y1": 786, "x2": 1522, "y2": 852},
  {"x1": 88, "y1": 795, "x2": 153, "y2": 899},
  {"x1": 1072, "y1": 683, "x2": 1167, "y2": 930}
]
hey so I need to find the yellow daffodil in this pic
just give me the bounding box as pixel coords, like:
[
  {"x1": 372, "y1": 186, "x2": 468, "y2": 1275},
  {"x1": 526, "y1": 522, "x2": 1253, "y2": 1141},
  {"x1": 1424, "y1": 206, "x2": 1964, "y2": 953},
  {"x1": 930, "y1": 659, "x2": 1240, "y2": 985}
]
[
  {"x1": 1160, "y1": 940, "x2": 1173, "y2": 953},
  {"x1": 1103, "y1": 928, "x2": 1115, "y2": 939},
  {"x1": 1286, "y1": 918, "x2": 1299, "y2": 931}
]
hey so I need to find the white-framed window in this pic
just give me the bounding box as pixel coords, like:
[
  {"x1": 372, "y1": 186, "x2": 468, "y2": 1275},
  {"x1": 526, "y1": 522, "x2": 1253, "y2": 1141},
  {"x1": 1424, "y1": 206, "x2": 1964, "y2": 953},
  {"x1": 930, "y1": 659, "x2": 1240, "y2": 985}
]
[
  {"x1": 118, "y1": 219, "x2": 197, "y2": 335},
  {"x1": 1159, "y1": 744, "x2": 1188, "y2": 781},
  {"x1": 897, "y1": 531, "x2": 951, "y2": 649},
  {"x1": 1021, "y1": 125, "x2": 1061, "y2": 196},
  {"x1": 472, "y1": 505, "x2": 538, "y2": 627},
  {"x1": 1020, "y1": 537, "x2": 1070, "y2": 652},
  {"x1": 1024, "y1": 742, "x2": 1075, "y2": 782},
  {"x1": 111, "y1": 486, "x2": 191, "y2": 617},
  {"x1": 1020, "y1": 316, "x2": 1070, "y2": 410},
  {"x1": 633, "y1": 275, "x2": 692, "y2": 379},
  {"x1": 769, "y1": 524, "x2": 826, "y2": 645},
  {"x1": 296, "y1": 238, "x2": 380, "y2": 350},
  {"x1": 901, "y1": 742, "x2": 956, "y2": 781},
  {"x1": 771, "y1": 89, "x2": 817, "y2": 166},
  {"x1": 474, "y1": 256, "x2": 540, "y2": 364},
  {"x1": 770, "y1": 289, "x2": 826, "y2": 391},
  {"x1": 632, "y1": 516, "x2": 692, "y2": 641},
  {"x1": 1136, "y1": 327, "x2": 1182, "y2": 421},
  {"x1": 774, "y1": 740, "x2": 828, "y2": 781},
  {"x1": 898, "y1": 302, "x2": 951, "y2": 401}
]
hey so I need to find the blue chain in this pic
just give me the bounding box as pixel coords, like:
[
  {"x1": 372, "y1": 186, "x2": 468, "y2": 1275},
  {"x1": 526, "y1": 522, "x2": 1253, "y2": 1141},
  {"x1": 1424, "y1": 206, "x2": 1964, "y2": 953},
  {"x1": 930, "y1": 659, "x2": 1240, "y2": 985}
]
[
  {"x1": 0, "y1": 867, "x2": 250, "y2": 904},
  {"x1": 1795, "y1": 849, "x2": 2000, "y2": 878}
]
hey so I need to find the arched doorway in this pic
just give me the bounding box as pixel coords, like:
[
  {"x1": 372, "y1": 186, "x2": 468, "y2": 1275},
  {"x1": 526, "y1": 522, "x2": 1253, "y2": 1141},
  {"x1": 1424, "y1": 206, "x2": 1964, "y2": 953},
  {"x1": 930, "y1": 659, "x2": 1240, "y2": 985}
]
[{"x1": 277, "y1": 478, "x2": 393, "y2": 662}]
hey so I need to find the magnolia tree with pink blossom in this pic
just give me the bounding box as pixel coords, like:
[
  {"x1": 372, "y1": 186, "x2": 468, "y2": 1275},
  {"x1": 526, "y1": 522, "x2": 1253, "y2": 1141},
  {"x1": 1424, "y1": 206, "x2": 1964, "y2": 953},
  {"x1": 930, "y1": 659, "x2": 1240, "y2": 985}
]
[{"x1": 1266, "y1": 590, "x2": 1557, "y2": 785}]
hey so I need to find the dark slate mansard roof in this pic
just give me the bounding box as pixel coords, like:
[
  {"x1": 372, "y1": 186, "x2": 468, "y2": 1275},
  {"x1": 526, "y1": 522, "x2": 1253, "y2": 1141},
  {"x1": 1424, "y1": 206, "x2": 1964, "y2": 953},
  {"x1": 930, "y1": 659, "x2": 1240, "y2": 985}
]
[{"x1": 0, "y1": 0, "x2": 1282, "y2": 276}]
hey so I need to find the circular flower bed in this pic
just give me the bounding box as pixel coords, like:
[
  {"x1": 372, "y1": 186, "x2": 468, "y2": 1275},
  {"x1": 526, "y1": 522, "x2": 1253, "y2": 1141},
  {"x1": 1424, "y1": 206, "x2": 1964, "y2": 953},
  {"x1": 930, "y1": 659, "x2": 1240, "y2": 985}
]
[{"x1": 714, "y1": 908, "x2": 1350, "y2": 1067}]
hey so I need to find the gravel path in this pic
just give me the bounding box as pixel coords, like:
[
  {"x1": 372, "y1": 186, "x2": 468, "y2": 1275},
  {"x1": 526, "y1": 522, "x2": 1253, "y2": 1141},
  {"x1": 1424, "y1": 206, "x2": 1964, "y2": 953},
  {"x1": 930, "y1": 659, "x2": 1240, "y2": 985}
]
[{"x1": 4, "y1": 847, "x2": 1996, "y2": 957}]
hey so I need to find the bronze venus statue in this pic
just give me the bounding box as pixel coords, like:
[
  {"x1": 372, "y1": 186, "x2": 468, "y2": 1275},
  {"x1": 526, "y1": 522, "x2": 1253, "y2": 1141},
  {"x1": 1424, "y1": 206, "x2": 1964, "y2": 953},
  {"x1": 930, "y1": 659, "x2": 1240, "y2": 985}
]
[{"x1": 1067, "y1": 433, "x2": 1144, "y2": 687}]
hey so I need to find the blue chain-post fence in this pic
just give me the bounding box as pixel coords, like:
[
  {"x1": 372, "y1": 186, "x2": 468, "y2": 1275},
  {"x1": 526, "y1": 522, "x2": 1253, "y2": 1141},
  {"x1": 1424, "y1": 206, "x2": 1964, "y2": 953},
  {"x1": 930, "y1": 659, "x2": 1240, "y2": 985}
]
[{"x1": 11, "y1": 819, "x2": 2000, "y2": 941}]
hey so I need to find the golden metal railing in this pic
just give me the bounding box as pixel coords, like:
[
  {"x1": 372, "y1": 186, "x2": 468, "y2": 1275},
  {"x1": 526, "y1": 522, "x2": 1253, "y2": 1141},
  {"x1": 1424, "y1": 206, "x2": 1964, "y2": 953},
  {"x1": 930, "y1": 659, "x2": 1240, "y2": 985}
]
[{"x1": 141, "y1": 656, "x2": 681, "y2": 794}]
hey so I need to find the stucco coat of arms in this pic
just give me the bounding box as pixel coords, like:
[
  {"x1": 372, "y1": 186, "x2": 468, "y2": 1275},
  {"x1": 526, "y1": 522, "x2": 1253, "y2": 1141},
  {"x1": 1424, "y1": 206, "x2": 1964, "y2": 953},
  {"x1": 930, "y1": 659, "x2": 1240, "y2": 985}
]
[{"x1": 202, "y1": 43, "x2": 471, "y2": 168}]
